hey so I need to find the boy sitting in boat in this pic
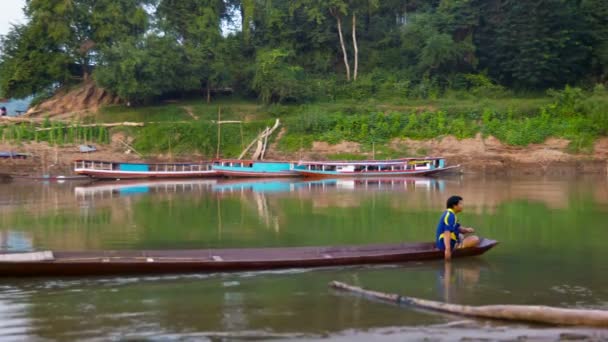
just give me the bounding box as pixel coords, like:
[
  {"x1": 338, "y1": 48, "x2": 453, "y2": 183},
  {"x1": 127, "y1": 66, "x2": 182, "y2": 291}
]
[{"x1": 436, "y1": 195, "x2": 480, "y2": 261}]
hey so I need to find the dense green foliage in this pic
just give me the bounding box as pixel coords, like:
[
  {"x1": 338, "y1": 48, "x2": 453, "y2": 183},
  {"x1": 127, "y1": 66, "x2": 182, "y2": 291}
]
[
  {"x1": 1, "y1": 0, "x2": 607, "y2": 103},
  {"x1": 1, "y1": 0, "x2": 607, "y2": 154}
]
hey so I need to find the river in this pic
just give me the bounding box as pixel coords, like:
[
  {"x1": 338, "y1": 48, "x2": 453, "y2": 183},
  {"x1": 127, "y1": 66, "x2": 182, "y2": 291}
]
[{"x1": 0, "y1": 176, "x2": 606, "y2": 340}]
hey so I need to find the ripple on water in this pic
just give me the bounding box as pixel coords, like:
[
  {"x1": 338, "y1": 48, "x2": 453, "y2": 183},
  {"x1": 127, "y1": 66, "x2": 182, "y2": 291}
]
[{"x1": 551, "y1": 284, "x2": 594, "y2": 297}]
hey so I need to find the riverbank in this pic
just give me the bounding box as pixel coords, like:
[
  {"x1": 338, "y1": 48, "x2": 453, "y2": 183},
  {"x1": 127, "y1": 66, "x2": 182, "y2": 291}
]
[
  {"x1": 1, "y1": 134, "x2": 607, "y2": 177},
  {"x1": 2, "y1": 85, "x2": 606, "y2": 177}
]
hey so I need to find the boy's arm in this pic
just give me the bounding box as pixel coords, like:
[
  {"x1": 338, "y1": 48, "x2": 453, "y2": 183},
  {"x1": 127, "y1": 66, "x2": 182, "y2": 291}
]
[{"x1": 459, "y1": 226, "x2": 475, "y2": 234}]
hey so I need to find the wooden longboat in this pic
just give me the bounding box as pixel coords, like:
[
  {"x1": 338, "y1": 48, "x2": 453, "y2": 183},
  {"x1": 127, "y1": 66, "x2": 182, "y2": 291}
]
[
  {"x1": 212, "y1": 159, "x2": 300, "y2": 178},
  {"x1": 0, "y1": 239, "x2": 497, "y2": 277},
  {"x1": 74, "y1": 160, "x2": 217, "y2": 180},
  {"x1": 294, "y1": 157, "x2": 460, "y2": 178}
]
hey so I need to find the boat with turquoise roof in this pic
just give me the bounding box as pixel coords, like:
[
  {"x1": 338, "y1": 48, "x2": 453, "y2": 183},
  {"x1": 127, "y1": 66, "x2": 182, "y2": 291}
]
[
  {"x1": 212, "y1": 159, "x2": 299, "y2": 178},
  {"x1": 74, "y1": 160, "x2": 217, "y2": 179}
]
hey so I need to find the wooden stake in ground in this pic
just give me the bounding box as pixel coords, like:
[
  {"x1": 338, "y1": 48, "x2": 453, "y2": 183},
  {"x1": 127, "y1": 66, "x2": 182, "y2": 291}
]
[
  {"x1": 216, "y1": 106, "x2": 221, "y2": 159},
  {"x1": 329, "y1": 281, "x2": 608, "y2": 327}
]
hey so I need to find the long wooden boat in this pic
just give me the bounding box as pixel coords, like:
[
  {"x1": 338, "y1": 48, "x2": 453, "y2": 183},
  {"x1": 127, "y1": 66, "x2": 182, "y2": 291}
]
[
  {"x1": 212, "y1": 160, "x2": 299, "y2": 178},
  {"x1": 0, "y1": 239, "x2": 497, "y2": 277},
  {"x1": 293, "y1": 157, "x2": 459, "y2": 178},
  {"x1": 74, "y1": 160, "x2": 217, "y2": 179}
]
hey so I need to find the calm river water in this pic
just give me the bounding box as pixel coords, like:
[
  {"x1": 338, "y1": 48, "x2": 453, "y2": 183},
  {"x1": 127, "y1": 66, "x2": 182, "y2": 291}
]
[{"x1": 0, "y1": 176, "x2": 607, "y2": 341}]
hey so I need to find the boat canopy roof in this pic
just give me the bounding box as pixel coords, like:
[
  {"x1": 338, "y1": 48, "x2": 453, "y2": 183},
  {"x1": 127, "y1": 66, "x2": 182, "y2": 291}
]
[{"x1": 296, "y1": 157, "x2": 444, "y2": 166}]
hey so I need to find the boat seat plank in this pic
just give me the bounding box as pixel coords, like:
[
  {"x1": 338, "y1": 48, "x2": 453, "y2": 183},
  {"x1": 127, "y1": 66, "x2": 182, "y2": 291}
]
[{"x1": 0, "y1": 251, "x2": 54, "y2": 262}]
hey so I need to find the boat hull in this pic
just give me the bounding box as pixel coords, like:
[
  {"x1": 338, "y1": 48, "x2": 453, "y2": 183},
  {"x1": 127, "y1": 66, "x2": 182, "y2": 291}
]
[
  {"x1": 294, "y1": 165, "x2": 460, "y2": 178},
  {"x1": 0, "y1": 239, "x2": 497, "y2": 277},
  {"x1": 74, "y1": 169, "x2": 218, "y2": 180}
]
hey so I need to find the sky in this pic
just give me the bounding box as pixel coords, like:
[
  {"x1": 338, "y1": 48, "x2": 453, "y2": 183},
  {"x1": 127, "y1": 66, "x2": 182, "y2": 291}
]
[{"x1": 0, "y1": 0, "x2": 26, "y2": 36}]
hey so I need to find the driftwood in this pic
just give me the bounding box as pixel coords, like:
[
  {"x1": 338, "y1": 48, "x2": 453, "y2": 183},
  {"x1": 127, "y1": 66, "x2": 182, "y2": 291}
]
[
  {"x1": 329, "y1": 281, "x2": 608, "y2": 327},
  {"x1": 238, "y1": 119, "x2": 280, "y2": 160},
  {"x1": 118, "y1": 139, "x2": 144, "y2": 157},
  {"x1": 251, "y1": 127, "x2": 268, "y2": 160}
]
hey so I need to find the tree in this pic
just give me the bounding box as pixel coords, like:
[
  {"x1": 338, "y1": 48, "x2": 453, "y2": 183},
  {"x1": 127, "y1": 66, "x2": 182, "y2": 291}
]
[
  {"x1": 94, "y1": 36, "x2": 188, "y2": 104},
  {"x1": 475, "y1": 0, "x2": 593, "y2": 88},
  {"x1": 0, "y1": 24, "x2": 71, "y2": 98},
  {"x1": 0, "y1": 0, "x2": 151, "y2": 98},
  {"x1": 294, "y1": 0, "x2": 377, "y2": 81},
  {"x1": 26, "y1": 0, "x2": 150, "y2": 80},
  {"x1": 157, "y1": 0, "x2": 227, "y2": 102},
  {"x1": 581, "y1": 0, "x2": 608, "y2": 82},
  {"x1": 252, "y1": 49, "x2": 305, "y2": 103}
]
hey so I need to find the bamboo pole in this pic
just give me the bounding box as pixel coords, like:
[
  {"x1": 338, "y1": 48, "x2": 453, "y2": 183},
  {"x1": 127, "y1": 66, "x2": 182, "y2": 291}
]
[
  {"x1": 329, "y1": 281, "x2": 608, "y2": 327},
  {"x1": 35, "y1": 122, "x2": 144, "y2": 131},
  {"x1": 30, "y1": 120, "x2": 241, "y2": 132},
  {"x1": 216, "y1": 106, "x2": 221, "y2": 159}
]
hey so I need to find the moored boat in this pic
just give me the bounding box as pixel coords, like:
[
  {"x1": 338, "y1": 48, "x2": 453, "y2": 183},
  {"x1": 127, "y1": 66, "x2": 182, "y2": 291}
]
[
  {"x1": 212, "y1": 159, "x2": 299, "y2": 178},
  {"x1": 74, "y1": 160, "x2": 217, "y2": 180},
  {"x1": 0, "y1": 239, "x2": 497, "y2": 277},
  {"x1": 293, "y1": 157, "x2": 459, "y2": 178}
]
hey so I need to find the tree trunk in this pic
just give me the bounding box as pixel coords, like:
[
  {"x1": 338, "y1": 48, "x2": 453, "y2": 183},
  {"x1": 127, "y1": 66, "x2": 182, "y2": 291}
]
[
  {"x1": 330, "y1": 281, "x2": 608, "y2": 327},
  {"x1": 352, "y1": 13, "x2": 358, "y2": 81},
  {"x1": 335, "y1": 14, "x2": 351, "y2": 82},
  {"x1": 206, "y1": 79, "x2": 211, "y2": 104},
  {"x1": 82, "y1": 60, "x2": 90, "y2": 82}
]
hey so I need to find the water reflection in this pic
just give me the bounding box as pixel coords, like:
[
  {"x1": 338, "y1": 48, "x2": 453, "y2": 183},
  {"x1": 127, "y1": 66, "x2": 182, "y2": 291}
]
[
  {"x1": 73, "y1": 177, "x2": 448, "y2": 197},
  {"x1": 0, "y1": 176, "x2": 607, "y2": 340},
  {"x1": 74, "y1": 179, "x2": 218, "y2": 200},
  {"x1": 437, "y1": 260, "x2": 485, "y2": 304},
  {"x1": 0, "y1": 231, "x2": 33, "y2": 252}
]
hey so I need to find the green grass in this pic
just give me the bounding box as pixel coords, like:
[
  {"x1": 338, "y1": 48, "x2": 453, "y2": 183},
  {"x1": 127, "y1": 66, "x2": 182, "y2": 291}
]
[{"x1": 95, "y1": 98, "x2": 271, "y2": 123}]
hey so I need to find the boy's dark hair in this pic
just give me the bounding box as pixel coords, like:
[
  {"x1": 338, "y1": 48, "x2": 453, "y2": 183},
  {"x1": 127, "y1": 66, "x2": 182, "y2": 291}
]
[{"x1": 446, "y1": 195, "x2": 463, "y2": 209}]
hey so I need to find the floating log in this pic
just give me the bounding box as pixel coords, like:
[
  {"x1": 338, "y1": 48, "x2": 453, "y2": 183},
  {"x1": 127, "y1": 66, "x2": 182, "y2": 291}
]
[{"x1": 329, "y1": 281, "x2": 608, "y2": 327}]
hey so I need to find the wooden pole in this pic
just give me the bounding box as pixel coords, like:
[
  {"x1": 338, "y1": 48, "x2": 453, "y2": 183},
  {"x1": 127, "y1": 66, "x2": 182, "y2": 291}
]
[
  {"x1": 372, "y1": 141, "x2": 375, "y2": 160},
  {"x1": 240, "y1": 121, "x2": 244, "y2": 152},
  {"x1": 216, "y1": 106, "x2": 221, "y2": 159},
  {"x1": 329, "y1": 281, "x2": 608, "y2": 327}
]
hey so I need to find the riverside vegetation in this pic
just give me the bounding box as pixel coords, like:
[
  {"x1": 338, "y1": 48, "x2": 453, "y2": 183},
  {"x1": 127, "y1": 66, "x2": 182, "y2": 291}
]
[
  {"x1": 1, "y1": 84, "x2": 606, "y2": 158},
  {"x1": 0, "y1": 1, "x2": 607, "y2": 158}
]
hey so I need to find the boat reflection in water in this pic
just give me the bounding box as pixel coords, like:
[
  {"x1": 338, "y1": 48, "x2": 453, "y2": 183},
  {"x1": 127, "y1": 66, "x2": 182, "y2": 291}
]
[
  {"x1": 74, "y1": 179, "x2": 218, "y2": 200},
  {"x1": 75, "y1": 177, "x2": 447, "y2": 199},
  {"x1": 212, "y1": 177, "x2": 447, "y2": 195}
]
